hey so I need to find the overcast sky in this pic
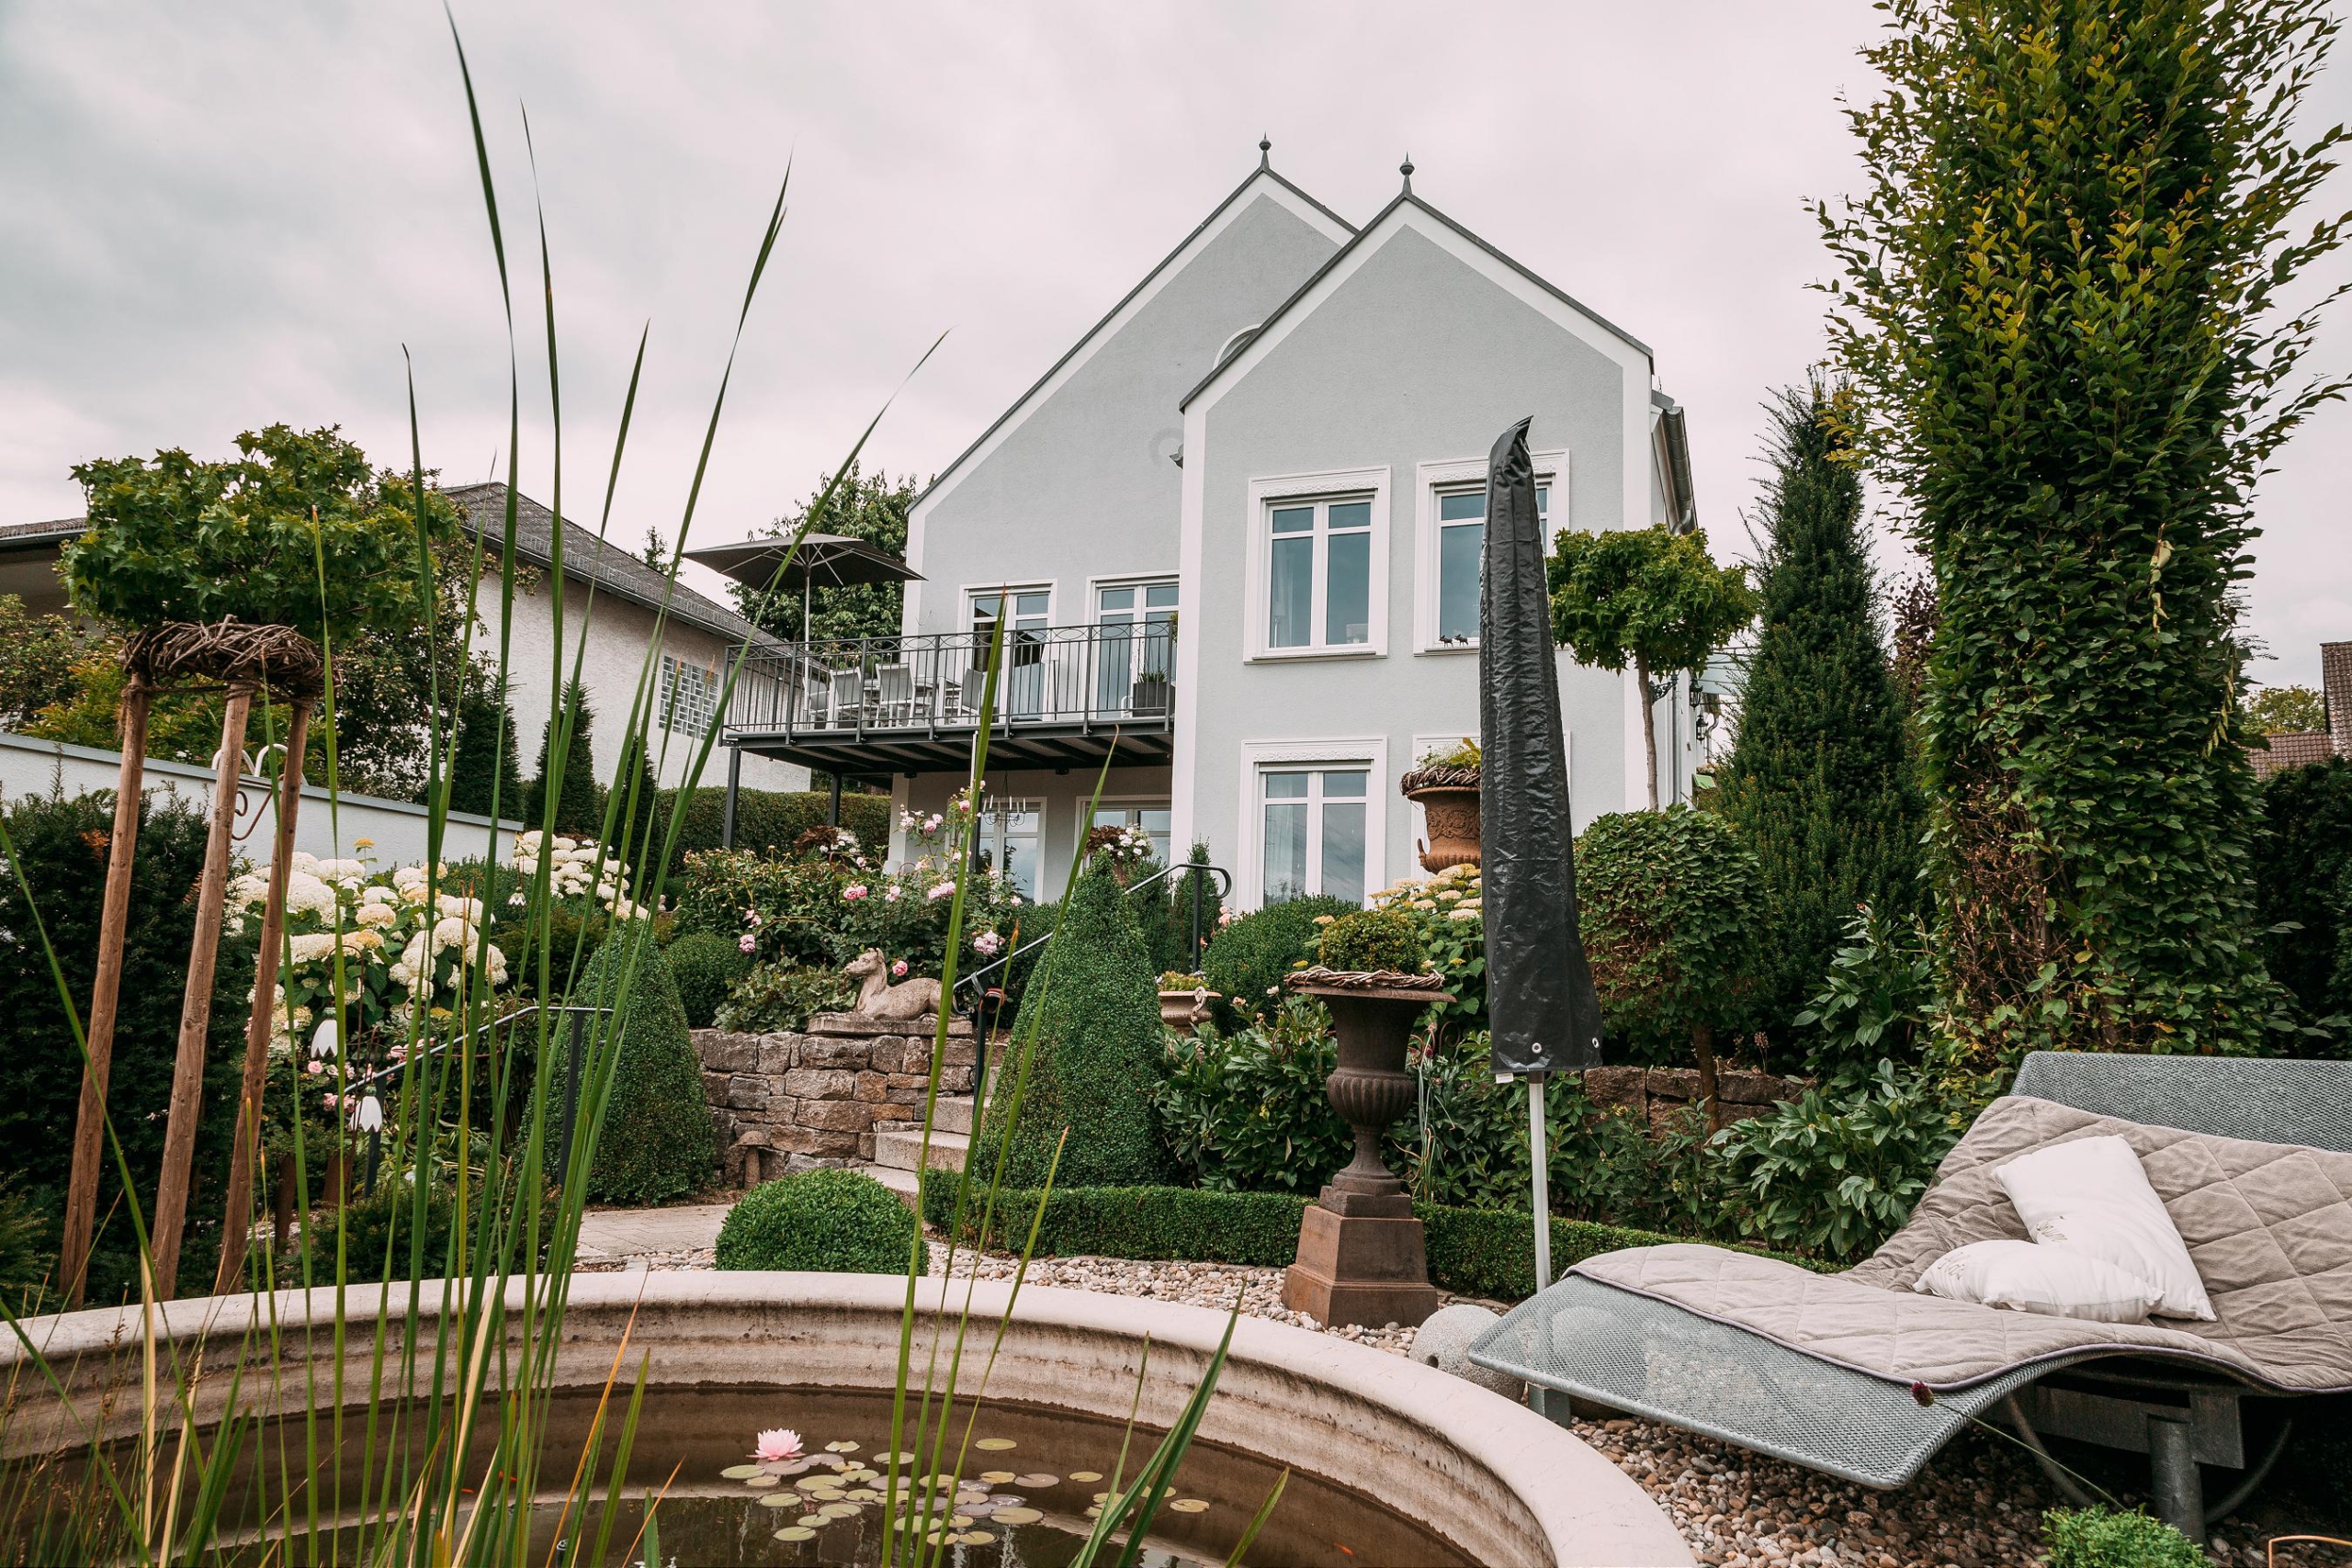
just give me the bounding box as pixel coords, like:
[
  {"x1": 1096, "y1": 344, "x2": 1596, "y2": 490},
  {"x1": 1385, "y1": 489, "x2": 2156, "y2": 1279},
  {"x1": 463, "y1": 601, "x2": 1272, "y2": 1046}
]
[{"x1": 3, "y1": 3, "x2": 2346, "y2": 687}]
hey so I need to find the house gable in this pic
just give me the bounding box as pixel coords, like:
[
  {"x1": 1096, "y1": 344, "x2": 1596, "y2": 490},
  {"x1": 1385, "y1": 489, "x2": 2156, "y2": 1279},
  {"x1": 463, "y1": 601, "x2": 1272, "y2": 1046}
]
[{"x1": 902, "y1": 165, "x2": 1351, "y2": 634}]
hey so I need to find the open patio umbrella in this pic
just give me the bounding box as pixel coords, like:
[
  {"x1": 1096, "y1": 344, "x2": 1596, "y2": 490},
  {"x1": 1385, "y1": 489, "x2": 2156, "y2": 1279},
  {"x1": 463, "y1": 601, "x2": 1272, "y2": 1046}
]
[
  {"x1": 684, "y1": 533, "x2": 923, "y2": 639},
  {"x1": 1477, "y1": 417, "x2": 1605, "y2": 1295}
]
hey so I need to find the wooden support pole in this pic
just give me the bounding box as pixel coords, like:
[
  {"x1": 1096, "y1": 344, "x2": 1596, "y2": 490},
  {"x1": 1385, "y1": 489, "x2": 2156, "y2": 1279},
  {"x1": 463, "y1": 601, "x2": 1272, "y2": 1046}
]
[
  {"x1": 149, "y1": 683, "x2": 254, "y2": 1299},
  {"x1": 209, "y1": 695, "x2": 311, "y2": 1296},
  {"x1": 59, "y1": 678, "x2": 153, "y2": 1307}
]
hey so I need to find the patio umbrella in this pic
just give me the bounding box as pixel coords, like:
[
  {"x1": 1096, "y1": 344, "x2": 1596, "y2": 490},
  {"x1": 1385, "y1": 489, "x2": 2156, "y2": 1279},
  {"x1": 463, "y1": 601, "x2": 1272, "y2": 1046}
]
[
  {"x1": 684, "y1": 533, "x2": 923, "y2": 639},
  {"x1": 1477, "y1": 417, "x2": 1605, "y2": 1292}
]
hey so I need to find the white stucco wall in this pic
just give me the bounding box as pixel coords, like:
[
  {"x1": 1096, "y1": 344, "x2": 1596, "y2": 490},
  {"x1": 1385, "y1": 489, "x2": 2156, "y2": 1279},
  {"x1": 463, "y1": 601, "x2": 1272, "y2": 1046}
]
[
  {"x1": 488, "y1": 570, "x2": 805, "y2": 795},
  {"x1": 903, "y1": 176, "x2": 1349, "y2": 638},
  {"x1": 1177, "y1": 212, "x2": 1684, "y2": 908}
]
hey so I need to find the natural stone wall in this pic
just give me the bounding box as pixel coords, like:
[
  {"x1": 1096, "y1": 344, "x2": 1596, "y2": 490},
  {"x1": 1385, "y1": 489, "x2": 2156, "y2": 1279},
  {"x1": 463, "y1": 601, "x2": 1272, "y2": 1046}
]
[
  {"x1": 1577, "y1": 1065, "x2": 1810, "y2": 1131},
  {"x1": 692, "y1": 1011, "x2": 974, "y2": 1186}
]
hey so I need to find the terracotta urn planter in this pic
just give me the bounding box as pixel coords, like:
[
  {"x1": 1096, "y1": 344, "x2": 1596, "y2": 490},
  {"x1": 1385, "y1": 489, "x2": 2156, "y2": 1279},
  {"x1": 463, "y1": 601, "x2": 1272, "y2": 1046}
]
[
  {"x1": 1280, "y1": 968, "x2": 1453, "y2": 1329},
  {"x1": 1158, "y1": 987, "x2": 1217, "y2": 1036},
  {"x1": 1399, "y1": 763, "x2": 1481, "y2": 874}
]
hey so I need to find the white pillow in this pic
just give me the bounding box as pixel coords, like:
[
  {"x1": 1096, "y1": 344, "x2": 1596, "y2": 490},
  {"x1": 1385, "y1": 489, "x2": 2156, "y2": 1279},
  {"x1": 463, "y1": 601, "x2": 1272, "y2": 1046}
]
[
  {"x1": 1994, "y1": 1134, "x2": 2215, "y2": 1320},
  {"x1": 1914, "y1": 1239, "x2": 2165, "y2": 1323}
]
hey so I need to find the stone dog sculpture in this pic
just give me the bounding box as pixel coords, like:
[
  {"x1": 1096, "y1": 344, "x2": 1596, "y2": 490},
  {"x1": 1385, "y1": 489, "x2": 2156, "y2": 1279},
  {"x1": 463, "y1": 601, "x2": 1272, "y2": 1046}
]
[{"x1": 844, "y1": 948, "x2": 944, "y2": 1021}]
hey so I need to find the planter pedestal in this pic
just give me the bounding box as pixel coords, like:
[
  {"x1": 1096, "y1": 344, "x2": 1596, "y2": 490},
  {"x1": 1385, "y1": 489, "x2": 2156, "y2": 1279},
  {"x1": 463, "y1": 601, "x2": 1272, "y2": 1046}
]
[{"x1": 1282, "y1": 981, "x2": 1446, "y2": 1330}]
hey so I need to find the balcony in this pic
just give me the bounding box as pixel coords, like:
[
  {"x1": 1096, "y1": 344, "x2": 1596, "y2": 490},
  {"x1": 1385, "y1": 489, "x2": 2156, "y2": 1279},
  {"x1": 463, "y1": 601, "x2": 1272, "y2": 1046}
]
[{"x1": 720, "y1": 623, "x2": 1176, "y2": 774}]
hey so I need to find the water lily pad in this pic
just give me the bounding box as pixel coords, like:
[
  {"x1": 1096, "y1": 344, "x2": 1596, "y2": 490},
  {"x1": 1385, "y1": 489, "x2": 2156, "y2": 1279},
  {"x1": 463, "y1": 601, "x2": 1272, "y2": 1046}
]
[
  {"x1": 845, "y1": 1486, "x2": 881, "y2": 1501},
  {"x1": 975, "y1": 1437, "x2": 1017, "y2": 1451},
  {"x1": 1069, "y1": 1470, "x2": 1102, "y2": 1482},
  {"x1": 826, "y1": 1440, "x2": 860, "y2": 1453},
  {"x1": 721, "y1": 1463, "x2": 765, "y2": 1480},
  {"x1": 819, "y1": 1503, "x2": 860, "y2": 1520},
  {"x1": 956, "y1": 1530, "x2": 995, "y2": 1546},
  {"x1": 771, "y1": 1459, "x2": 814, "y2": 1476},
  {"x1": 1013, "y1": 1472, "x2": 1058, "y2": 1489},
  {"x1": 1168, "y1": 1498, "x2": 1210, "y2": 1514},
  {"x1": 773, "y1": 1527, "x2": 815, "y2": 1542},
  {"x1": 979, "y1": 1470, "x2": 1016, "y2": 1484},
  {"x1": 948, "y1": 1514, "x2": 975, "y2": 1528},
  {"x1": 990, "y1": 1506, "x2": 1042, "y2": 1526},
  {"x1": 794, "y1": 1477, "x2": 833, "y2": 1492},
  {"x1": 797, "y1": 1514, "x2": 826, "y2": 1528},
  {"x1": 743, "y1": 1475, "x2": 780, "y2": 1489},
  {"x1": 1091, "y1": 1492, "x2": 1111, "y2": 1504},
  {"x1": 757, "y1": 1494, "x2": 795, "y2": 1510}
]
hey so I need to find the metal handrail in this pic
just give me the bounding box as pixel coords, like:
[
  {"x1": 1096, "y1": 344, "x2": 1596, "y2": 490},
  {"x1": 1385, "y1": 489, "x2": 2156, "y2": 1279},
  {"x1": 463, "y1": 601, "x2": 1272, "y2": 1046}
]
[{"x1": 721, "y1": 621, "x2": 1176, "y2": 739}]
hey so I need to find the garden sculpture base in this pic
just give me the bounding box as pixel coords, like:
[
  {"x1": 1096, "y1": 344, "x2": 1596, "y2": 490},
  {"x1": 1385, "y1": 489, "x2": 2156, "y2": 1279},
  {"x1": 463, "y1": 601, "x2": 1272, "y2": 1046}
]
[{"x1": 1283, "y1": 975, "x2": 1452, "y2": 1330}]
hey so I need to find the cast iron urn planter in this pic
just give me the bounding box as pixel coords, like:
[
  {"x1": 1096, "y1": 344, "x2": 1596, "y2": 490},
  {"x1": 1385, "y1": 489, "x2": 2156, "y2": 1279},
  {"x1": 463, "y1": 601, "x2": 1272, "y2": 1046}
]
[
  {"x1": 1280, "y1": 967, "x2": 1451, "y2": 1329},
  {"x1": 1399, "y1": 762, "x2": 1481, "y2": 874}
]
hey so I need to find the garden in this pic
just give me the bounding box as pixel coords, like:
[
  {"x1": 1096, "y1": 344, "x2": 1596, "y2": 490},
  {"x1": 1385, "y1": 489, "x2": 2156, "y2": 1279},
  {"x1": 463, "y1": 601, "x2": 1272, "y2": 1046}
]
[{"x1": 2, "y1": 2, "x2": 2351, "y2": 1566}]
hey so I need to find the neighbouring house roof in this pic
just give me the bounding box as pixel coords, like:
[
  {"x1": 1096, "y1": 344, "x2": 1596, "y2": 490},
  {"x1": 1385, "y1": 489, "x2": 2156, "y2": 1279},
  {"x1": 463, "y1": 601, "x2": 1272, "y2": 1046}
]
[
  {"x1": 1178, "y1": 189, "x2": 1654, "y2": 414},
  {"x1": 911, "y1": 160, "x2": 1355, "y2": 515},
  {"x1": 445, "y1": 482, "x2": 775, "y2": 648},
  {"x1": 2249, "y1": 730, "x2": 2336, "y2": 779},
  {"x1": 0, "y1": 517, "x2": 88, "y2": 554}
]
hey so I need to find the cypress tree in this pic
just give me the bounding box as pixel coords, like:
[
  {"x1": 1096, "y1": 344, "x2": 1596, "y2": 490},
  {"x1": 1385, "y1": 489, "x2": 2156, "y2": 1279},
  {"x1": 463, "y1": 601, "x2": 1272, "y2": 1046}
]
[
  {"x1": 1716, "y1": 384, "x2": 1921, "y2": 1034},
  {"x1": 526, "y1": 678, "x2": 601, "y2": 836},
  {"x1": 445, "y1": 681, "x2": 523, "y2": 819}
]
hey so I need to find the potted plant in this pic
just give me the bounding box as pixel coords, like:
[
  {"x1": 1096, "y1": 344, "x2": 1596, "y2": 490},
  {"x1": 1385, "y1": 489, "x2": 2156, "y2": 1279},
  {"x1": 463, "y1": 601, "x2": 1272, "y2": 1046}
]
[
  {"x1": 1398, "y1": 737, "x2": 1481, "y2": 874},
  {"x1": 1157, "y1": 970, "x2": 1217, "y2": 1035}
]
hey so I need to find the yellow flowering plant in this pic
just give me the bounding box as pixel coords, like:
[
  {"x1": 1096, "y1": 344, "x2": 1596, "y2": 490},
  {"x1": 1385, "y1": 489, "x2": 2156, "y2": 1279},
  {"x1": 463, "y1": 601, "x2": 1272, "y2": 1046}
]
[{"x1": 1366, "y1": 862, "x2": 1487, "y2": 1036}]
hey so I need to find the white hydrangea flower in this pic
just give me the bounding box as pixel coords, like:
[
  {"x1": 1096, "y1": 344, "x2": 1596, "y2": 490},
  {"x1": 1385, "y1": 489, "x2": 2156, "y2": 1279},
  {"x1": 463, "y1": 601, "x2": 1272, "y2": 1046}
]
[
  {"x1": 284, "y1": 872, "x2": 340, "y2": 919},
  {"x1": 288, "y1": 932, "x2": 338, "y2": 964},
  {"x1": 356, "y1": 901, "x2": 397, "y2": 929},
  {"x1": 290, "y1": 852, "x2": 319, "y2": 872}
]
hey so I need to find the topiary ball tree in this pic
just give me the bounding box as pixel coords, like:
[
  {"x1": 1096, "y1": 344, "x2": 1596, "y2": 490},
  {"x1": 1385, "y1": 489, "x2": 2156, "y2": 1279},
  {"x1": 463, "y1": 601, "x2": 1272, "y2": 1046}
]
[
  {"x1": 714, "y1": 1168, "x2": 924, "y2": 1274},
  {"x1": 1314, "y1": 908, "x2": 1429, "y2": 976},
  {"x1": 1577, "y1": 806, "x2": 1767, "y2": 1129},
  {"x1": 563, "y1": 925, "x2": 716, "y2": 1205},
  {"x1": 974, "y1": 859, "x2": 1172, "y2": 1190}
]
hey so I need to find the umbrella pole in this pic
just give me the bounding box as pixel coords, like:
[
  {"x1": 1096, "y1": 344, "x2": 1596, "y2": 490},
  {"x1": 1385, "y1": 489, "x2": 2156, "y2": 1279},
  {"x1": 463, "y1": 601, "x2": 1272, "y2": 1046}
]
[{"x1": 1529, "y1": 1072, "x2": 1551, "y2": 1291}]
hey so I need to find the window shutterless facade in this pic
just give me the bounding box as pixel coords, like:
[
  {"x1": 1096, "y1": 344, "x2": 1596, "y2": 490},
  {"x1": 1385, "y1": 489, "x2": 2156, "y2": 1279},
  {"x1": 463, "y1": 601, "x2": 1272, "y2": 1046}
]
[
  {"x1": 1267, "y1": 497, "x2": 1373, "y2": 649},
  {"x1": 1259, "y1": 766, "x2": 1369, "y2": 905}
]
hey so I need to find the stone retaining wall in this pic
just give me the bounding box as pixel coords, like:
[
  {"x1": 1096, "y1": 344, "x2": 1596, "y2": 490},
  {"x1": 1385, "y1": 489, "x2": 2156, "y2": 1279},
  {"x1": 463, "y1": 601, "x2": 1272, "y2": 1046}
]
[
  {"x1": 1577, "y1": 1065, "x2": 1809, "y2": 1130},
  {"x1": 692, "y1": 1012, "x2": 975, "y2": 1185}
]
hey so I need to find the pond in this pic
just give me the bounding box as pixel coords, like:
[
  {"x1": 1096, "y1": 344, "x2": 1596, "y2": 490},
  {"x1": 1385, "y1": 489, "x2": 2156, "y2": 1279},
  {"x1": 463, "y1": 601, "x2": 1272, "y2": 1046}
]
[{"x1": 185, "y1": 1384, "x2": 1475, "y2": 1566}]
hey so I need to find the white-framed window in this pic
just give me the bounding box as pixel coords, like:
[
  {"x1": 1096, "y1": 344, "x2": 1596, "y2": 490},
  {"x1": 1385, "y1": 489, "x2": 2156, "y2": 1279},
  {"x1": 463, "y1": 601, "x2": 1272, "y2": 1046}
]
[
  {"x1": 965, "y1": 584, "x2": 1054, "y2": 715},
  {"x1": 1088, "y1": 800, "x2": 1172, "y2": 866},
  {"x1": 1414, "y1": 452, "x2": 1566, "y2": 652},
  {"x1": 1259, "y1": 767, "x2": 1371, "y2": 905},
  {"x1": 1245, "y1": 467, "x2": 1389, "y2": 660},
  {"x1": 1092, "y1": 579, "x2": 1177, "y2": 715},
  {"x1": 659, "y1": 652, "x2": 718, "y2": 736},
  {"x1": 976, "y1": 796, "x2": 1044, "y2": 898}
]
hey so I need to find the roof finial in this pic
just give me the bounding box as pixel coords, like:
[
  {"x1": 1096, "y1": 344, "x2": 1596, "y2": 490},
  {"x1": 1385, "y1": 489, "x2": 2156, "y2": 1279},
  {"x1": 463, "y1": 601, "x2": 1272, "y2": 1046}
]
[
  {"x1": 1400, "y1": 153, "x2": 1415, "y2": 194},
  {"x1": 1258, "y1": 134, "x2": 1272, "y2": 169}
]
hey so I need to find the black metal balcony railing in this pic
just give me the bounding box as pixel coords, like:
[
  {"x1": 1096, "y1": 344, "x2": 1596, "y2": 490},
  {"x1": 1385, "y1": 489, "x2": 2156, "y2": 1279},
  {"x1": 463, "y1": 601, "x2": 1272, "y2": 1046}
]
[{"x1": 721, "y1": 624, "x2": 1176, "y2": 762}]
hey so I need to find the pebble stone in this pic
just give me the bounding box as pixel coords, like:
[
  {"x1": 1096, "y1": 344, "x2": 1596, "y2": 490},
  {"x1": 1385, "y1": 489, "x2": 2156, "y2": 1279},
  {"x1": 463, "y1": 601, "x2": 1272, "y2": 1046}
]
[{"x1": 578, "y1": 1235, "x2": 2324, "y2": 1565}]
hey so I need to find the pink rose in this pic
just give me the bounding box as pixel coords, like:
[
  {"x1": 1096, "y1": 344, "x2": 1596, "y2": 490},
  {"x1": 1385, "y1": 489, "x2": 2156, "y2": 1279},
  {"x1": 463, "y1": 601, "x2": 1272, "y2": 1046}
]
[
  {"x1": 843, "y1": 884, "x2": 869, "y2": 901},
  {"x1": 739, "y1": 933, "x2": 757, "y2": 954},
  {"x1": 891, "y1": 959, "x2": 909, "y2": 978}
]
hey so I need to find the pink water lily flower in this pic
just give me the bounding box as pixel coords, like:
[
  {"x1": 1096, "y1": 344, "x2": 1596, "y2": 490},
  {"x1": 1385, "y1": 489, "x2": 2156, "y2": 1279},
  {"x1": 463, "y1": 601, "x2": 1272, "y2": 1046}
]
[{"x1": 753, "y1": 1427, "x2": 804, "y2": 1464}]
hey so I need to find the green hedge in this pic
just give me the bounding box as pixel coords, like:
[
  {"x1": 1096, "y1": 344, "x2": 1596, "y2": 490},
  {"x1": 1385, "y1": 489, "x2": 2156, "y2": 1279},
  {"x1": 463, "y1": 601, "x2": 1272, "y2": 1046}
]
[
  {"x1": 718, "y1": 1168, "x2": 925, "y2": 1274},
  {"x1": 665, "y1": 930, "x2": 752, "y2": 1029},
  {"x1": 648, "y1": 787, "x2": 891, "y2": 880},
  {"x1": 918, "y1": 1178, "x2": 1825, "y2": 1299}
]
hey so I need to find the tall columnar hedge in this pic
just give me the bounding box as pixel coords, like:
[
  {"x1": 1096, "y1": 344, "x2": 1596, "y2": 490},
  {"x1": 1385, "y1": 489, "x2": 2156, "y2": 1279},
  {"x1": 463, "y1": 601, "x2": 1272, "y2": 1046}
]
[
  {"x1": 974, "y1": 861, "x2": 1170, "y2": 1190},
  {"x1": 445, "y1": 681, "x2": 523, "y2": 819},
  {"x1": 2253, "y1": 758, "x2": 2352, "y2": 1046},
  {"x1": 1823, "y1": 0, "x2": 2348, "y2": 1057},
  {"x1": 527, "y1": 678, "x2": 601, "y2": 837},
  {"x1": 1715, "y1": 384, "x2": 1922, "y2": 1035},
  {"x1": 564, "y1": 925, "x2": 715, "y2": 1205}
]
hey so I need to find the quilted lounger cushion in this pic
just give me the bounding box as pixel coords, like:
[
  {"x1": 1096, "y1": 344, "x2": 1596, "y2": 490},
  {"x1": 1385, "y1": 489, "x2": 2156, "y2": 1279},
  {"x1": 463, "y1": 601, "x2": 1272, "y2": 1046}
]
[{"x1": 1574, "y1": 1096, "x2": 2352, "y2": 1392}]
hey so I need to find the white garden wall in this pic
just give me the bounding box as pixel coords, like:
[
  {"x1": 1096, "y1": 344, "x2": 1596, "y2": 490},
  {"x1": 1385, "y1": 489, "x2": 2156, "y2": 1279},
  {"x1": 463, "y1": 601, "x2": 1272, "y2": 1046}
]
[{"x1": 0, "y1": 731, "x2": 521, "y2": 868}]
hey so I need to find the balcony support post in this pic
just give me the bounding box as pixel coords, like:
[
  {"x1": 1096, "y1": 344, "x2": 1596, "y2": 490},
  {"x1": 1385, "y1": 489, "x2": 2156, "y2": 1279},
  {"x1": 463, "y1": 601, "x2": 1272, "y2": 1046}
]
[{"x1": 722, "y1": 745, "x2": 742, "y2": 850}]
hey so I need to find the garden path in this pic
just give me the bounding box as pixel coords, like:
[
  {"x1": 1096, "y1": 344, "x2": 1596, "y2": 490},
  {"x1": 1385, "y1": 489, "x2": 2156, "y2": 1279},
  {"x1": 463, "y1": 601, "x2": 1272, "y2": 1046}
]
[{"x1": 574, "y1": 1201, "x2": 729, "y2": 1269}]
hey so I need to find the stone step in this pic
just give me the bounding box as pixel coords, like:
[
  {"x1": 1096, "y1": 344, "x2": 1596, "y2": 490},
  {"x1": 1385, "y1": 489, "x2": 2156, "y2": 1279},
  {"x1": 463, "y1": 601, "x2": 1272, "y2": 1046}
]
[
  {"x1": 933, "y1": 1095, "x2": 975, "y2": 1137},
  {"x1": 872, "y1": 1126, "x2": 967, "y2": 1174},
  {"x1": 860, "y1": 1162, "x2": 922, "y2": 1211}
]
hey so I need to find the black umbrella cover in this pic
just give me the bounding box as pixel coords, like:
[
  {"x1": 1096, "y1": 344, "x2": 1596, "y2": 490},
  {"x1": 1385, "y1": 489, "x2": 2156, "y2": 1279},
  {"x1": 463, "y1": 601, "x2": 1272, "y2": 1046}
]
[{"x1": 1478, "y1": 418, "x2": 1604, "y2": 1074}]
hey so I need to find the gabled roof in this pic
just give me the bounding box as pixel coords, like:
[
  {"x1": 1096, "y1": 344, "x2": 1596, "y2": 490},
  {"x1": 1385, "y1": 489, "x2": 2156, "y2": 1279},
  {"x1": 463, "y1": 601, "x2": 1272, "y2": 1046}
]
[
  {"x1": 1180, "y1": 190, "x2": 1652, "y2": 413},
  {"x1": 445, "y1": 482, "x2": 773, "y2": 647},
  {"x1": 912, "y1": 161, "x2": 1354, "y2": 514}
]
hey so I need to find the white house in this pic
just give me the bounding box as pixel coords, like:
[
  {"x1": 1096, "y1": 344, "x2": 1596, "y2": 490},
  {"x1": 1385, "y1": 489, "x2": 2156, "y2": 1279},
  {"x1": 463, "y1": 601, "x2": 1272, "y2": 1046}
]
[
  {"x1": 715, "y1": 149, "x2": 1701, "y2": 905},
  {"x1": 0, "y1": 483, "x2": 808, "y2": 798}
]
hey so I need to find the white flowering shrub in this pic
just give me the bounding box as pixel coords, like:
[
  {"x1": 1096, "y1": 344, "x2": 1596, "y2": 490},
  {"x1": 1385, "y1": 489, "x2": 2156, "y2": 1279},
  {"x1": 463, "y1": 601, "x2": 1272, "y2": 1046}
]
[
  {"x1": 1366, "y1": 862, "x2": 1486, "y2": 1033},
  {"x1": 509, "y1": 830, "x2": 650, "y2": 919}
]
